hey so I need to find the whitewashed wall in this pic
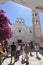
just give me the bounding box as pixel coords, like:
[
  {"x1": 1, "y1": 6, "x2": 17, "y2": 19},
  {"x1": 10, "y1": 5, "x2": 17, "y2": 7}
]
[{"x1": 8, "y1": 24, "x2": 33, "y2": 45}]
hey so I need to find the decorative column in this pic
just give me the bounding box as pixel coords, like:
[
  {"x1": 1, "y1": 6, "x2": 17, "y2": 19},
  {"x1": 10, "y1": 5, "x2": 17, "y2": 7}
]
[{"x1": 32, "y1": 9, "x2": 42, "y2": 44}]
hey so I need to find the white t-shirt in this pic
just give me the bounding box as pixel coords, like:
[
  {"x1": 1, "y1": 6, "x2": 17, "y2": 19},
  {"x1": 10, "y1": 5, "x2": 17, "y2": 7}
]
[{"x1": 17, "y1": 45, "x2": 21, "y2": 51}]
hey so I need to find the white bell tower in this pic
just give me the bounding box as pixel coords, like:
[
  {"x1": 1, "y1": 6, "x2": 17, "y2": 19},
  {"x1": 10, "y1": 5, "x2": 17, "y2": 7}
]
[{"x1": 32, "y1": 9, "x2": 42, "y2": 43}]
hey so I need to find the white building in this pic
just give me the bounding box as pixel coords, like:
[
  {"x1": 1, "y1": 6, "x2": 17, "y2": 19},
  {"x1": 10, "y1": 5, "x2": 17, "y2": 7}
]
[
  {"x1": 8, "y1": 17, "x2": 33, "y2": 44},
  {"x1": 8, "y1": 17, "x2": 43, "y2": 46}
]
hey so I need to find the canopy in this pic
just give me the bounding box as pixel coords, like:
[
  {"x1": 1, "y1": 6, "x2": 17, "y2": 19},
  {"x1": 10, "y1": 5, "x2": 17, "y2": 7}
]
[{"x1": 0, "y1": 0, "x2": 43, "y2": 12}]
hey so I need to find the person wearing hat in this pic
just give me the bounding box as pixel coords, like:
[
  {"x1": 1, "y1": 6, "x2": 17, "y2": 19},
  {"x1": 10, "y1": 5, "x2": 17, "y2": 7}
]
[{"x1": 0, "y1": 43, "x2": 7, "y2": 65}]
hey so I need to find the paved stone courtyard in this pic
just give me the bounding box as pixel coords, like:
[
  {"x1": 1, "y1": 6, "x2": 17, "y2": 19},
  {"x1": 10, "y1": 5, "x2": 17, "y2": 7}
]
[{"x1": 2, "y1": 52, "x2": 43, "y2": 65}]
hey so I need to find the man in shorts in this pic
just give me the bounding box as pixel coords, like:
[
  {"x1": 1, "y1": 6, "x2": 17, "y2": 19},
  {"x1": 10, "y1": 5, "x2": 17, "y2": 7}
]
[
  {"x1": 34, "y1": 43, "x2": 39, "y2": 58},
  {"x1": 10, "y1": 42, "x2": 16, "y2": 64},
  {"x1": 29, "y1": 41, "x2": 33, "y2": 56},
  {"x1": 24, "y1": 43, "x2": 29, "y2": 65}
]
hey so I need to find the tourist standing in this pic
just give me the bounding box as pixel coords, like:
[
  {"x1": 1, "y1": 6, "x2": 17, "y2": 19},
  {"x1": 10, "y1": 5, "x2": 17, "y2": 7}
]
[
  {"x1": 29, "y1": 41, "x2": 33, "y2": 56},
  {"x1": 4, "y1": 40, "x2": 9, "y2": 53},
  {"x1": 16, "y1": 44, "x2": 21, "y2": 60},
  {"x1": 10, "y1": 42, "x2": 16, "y2": 64},
  {"x1": 24, "y1": 43, "x2": 29, "y2": 65},
  {"x1": 34, "y1": 43, "x2": 40, "y2": 59}
]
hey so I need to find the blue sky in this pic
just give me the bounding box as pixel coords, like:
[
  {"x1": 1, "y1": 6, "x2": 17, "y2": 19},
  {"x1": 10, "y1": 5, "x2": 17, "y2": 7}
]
[{"x1": 0, "y1": 1, "x2": 43, "y2": 28}]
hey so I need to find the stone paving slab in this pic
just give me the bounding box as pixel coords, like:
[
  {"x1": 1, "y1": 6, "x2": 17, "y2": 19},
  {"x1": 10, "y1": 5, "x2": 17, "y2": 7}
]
[{"x1": 2, "y1": 52, "x2": 43, "y2": 65}]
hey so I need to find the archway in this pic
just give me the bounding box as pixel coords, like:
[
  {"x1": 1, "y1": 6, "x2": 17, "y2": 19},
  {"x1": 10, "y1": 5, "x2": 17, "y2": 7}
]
[{"x1": 0, "y1": 0, "x2": 43, "y2": 46}]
